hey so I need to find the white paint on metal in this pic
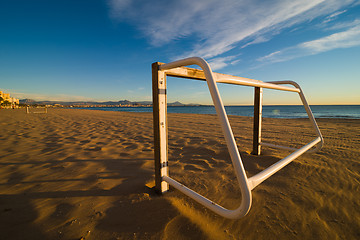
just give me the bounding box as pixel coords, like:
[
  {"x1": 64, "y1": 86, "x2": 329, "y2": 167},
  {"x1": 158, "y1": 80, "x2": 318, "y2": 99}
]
[
  {"x1": 158, "y1": 70, "x2": 169, "y2": 192},
  {"x1": 156, "y1": 57, "x2": 323, "y2": 219},
  {"x1": 26, "y1": 106, "x2": 47, "y2": 114}
]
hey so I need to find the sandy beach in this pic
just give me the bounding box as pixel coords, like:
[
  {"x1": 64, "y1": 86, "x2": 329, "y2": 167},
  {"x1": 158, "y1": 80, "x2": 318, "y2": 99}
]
[{"x1": 0, "y1": 108, "x2": 359, "y2": 239}]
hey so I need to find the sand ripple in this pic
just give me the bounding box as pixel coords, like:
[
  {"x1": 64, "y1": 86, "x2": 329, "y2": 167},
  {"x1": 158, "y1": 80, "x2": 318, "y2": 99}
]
[{"x1": 0, "y1": 109, "x2": 359, "y2": 239}]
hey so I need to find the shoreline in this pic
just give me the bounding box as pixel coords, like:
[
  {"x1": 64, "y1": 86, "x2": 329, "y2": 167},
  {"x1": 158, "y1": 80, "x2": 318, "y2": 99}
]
[{"x1": 5, "y1": 106, "x2": 360, "y2": 120}]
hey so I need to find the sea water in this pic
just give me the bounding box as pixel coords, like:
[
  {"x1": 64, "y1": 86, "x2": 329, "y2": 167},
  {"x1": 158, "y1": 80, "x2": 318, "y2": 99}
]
[{"x1": 75, "y1": 105, "x2": 360, "y2": 119}]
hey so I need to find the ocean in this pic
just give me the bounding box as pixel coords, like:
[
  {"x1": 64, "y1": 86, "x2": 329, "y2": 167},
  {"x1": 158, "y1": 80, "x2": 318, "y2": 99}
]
[{"x1": 74, "y1": 105, "x2": 360, "y2": 119}]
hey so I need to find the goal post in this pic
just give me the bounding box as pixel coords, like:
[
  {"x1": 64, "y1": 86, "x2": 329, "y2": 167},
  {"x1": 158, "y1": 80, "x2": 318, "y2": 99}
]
[
  {"x1": 26, "y1": 106, "x2": 47, "y2": 114},
  {"x1": 152, "y1": 62, "x2": 169, "y2": 194},
  {"x1": 152, "y1": 57, "x2": 323, "y2": 219}
]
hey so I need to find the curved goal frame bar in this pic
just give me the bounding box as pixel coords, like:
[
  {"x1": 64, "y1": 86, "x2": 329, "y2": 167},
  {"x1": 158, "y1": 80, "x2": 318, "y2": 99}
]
[{"x1": 152, "y1": 57, "x2": 323, "y2": 219}]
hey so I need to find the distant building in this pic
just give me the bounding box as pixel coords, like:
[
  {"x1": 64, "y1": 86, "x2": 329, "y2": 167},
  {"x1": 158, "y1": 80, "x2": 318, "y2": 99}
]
[
  {"x1": 11, "y1": 97, "x2": 19, "y2": 105},
  {"x1": 3, "y1": 93, "x2": 10, "y2": 100},
  {"x1": 0, "y1": 90, "x2": 19, "y2": 108}
]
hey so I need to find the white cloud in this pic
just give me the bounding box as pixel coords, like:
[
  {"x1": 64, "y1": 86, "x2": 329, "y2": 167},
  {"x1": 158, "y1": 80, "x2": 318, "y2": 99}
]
[
  {"x1": 240, "y1": 36, "x2": 271, "y2": 49},
  {"x1": 258, "y1": 24, "x2": 360, "y2": 63},
  {"x1": 325, "y1": 18, "x2": 360, "y2": 30},
  {"x1": 109, "y1": 0, "x2": 358, "y2": 67},
  {"x1": 323, "y1": 10, "x2": 347, "y2": 23},
  {"x1": 302, "y1": 25, "x2": 360, "y2": 52},
  {"x1": 208, "y1": 56, "x2": 237, "y2": 70}
]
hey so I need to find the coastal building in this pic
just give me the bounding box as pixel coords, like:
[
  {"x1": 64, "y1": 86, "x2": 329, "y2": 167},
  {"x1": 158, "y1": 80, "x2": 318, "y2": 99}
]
[
  {"x1": 3, "y1": 93, "x2": 10, "y2": 100},
  {"x1": 11, "y1": 97, "x2": 19, "y2": 105},
  {"x1": 0, "y1": 90, "x2": 19, "y2": 108}
]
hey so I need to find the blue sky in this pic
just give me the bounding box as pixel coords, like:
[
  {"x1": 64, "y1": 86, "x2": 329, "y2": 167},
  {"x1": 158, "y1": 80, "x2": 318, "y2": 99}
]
[{"x1": 1, "y1": 0, "x2": 359, "y2": 105}]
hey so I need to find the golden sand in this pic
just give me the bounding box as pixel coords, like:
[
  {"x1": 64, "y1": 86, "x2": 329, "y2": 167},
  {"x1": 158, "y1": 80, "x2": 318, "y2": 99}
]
[{"x1": 0, "y1": 108, "x2": 359, "y2": 239}]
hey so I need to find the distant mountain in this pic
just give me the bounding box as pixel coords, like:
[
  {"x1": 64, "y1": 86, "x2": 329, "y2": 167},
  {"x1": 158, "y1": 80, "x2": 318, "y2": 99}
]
[
  {"x1": 168, "y1": 101, "x2": 184, "y2": 106},
  {"x1": 19, "y1": 99, "x2": 36, "y2": 104},
  {"x1": 18, "y1": 99, "x2": 197, "y2": 107},
  {"x1": 19, "y1": 99, "x2": 136, "y2": 106}
]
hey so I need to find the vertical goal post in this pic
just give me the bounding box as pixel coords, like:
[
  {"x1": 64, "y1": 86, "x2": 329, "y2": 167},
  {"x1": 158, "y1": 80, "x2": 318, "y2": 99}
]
[{"x1": 152, "y1": 57, "x2": 323, "y2": 219}]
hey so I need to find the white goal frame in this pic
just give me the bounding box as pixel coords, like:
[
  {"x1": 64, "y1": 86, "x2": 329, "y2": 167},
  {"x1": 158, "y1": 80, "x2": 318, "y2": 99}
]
[
  {"x1": 152, "y1": 57, "x2": 323, "y2": 219},
  {"x1": 26, "y1": 106, "x2": 47, "y2": 114}
]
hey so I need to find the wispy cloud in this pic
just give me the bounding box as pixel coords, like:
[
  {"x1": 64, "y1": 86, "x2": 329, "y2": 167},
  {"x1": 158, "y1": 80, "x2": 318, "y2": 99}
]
[
  {"x1": 322, "y1": 10, "x2": 347, "y2": 23},
  {"x1": 109, "y1": 0, "x2": 357, "y2": 63},
  {"x1": 208, "y1": 56, "x2": 238, "y2": 70},
  {"x1": 258, "y1": 24, "x2": 360, "y2": 63},
  {"x1": 324, "y1": 18, "x2": 360, "y2": 30}
]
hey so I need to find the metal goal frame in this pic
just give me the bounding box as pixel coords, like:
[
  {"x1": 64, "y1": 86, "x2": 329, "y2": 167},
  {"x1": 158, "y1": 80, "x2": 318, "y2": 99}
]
[{"x1": 152, "y1": 57, "x2": 323, "y2": 219}]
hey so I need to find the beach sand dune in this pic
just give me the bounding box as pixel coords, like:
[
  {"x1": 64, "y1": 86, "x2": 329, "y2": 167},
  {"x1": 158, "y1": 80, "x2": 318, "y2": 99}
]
[{"x1": 0, "y1": 108, "x2": 359, "y2": 239}]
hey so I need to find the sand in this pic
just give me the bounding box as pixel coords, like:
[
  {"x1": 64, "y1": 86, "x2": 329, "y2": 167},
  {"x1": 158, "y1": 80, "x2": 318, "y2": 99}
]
[{"x1": 0, "y1": 108, "x2": 359, "y2": 240}]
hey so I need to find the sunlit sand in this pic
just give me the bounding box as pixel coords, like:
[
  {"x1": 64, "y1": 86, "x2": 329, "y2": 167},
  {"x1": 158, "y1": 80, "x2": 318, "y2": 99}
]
[{"x1": 0, "y1": 108, "x2": 359, "y2": 239}]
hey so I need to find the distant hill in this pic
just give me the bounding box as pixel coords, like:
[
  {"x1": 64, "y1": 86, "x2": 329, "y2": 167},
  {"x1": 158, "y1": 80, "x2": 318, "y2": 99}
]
[
  {"x1": 19, "y1": 99, "x2": 197, "y2": 107},
  {"x1": 19, "y1": 99, "x2": 37, "y2": 104},
  {"x1": 20, "y1": 99, "x2": 146, "y2": 106},
  {"x1": 168, "y1": 101, "x2": 184, "y2": 106}
]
